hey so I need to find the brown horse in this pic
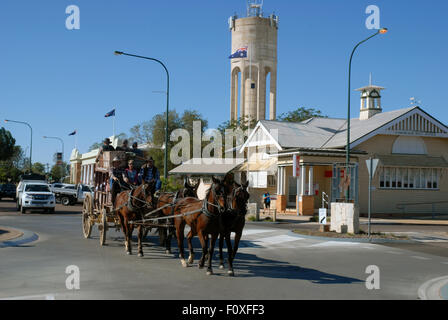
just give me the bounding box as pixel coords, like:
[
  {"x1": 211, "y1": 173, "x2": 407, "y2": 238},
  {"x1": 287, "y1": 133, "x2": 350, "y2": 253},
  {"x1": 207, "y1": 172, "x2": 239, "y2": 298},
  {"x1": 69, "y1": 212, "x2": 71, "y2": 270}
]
[
  {"x1": 154, "y1": 178, "x2": 200, "y2": 254},
  {"x1": 115, "y1": 181, "x2": 156, "y2": 257},
  {"x1": 173, "y1": 177, "x2": 227, "y2": 275},
  {"x1": 218, "y1": 181, "x2": 250, "y2": 275}
]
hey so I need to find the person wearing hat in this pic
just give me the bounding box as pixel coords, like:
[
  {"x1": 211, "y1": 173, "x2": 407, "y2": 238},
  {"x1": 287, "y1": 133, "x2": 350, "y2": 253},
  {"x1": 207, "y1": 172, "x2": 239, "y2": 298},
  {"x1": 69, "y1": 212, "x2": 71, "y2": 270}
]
[
  {"x1": 123, "y1": 160, "x2": 138, "y2": 186},
  {"x1": 138, "y1": 157, "x2": 161, "y2": 191},
  {"x1": 131, "y1": 142, "x2": 144, "y2": 157},
  {"x1": 109, "y1": 156, "x2": 125, "y2": 207},
  {"x1": 116, "y1": 139, "x2": 132, "y2": 152},
  {"x1": 102, "y1": 138, "x2": 115, "y2": 152}
]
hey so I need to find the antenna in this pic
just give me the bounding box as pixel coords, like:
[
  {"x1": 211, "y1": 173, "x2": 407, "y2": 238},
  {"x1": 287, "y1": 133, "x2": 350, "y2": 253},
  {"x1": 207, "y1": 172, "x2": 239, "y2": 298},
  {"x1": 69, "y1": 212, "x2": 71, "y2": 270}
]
[
  {"x1": 247, "y1": 0, "x2": 263, "y2": 17},
  {"x1": 410, "y1": 97, "x2": 422, "y2": 107}
]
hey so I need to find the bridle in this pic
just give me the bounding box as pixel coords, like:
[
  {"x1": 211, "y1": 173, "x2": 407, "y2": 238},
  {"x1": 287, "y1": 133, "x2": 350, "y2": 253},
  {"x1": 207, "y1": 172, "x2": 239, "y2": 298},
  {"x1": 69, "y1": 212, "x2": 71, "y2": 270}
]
[{"x1": 203, "y1": 183, "x2": 226, "y2": 218}]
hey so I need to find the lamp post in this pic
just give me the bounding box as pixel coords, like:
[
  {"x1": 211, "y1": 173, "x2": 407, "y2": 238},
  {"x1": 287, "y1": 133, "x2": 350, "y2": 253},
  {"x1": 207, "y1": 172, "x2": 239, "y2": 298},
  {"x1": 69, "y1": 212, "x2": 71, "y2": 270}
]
[
  {"x1": 114, "y1": 50, "x2": 170, "y2": 181},
  {"x1": 346, "y1": 28, "x2": 388, "y2": 200},
  {"x1": 4, "y1": 119, "x2": 33, "y2": 172},
  {"x1": 43, "y1": 136, "x2": 65, "y2": 177}
]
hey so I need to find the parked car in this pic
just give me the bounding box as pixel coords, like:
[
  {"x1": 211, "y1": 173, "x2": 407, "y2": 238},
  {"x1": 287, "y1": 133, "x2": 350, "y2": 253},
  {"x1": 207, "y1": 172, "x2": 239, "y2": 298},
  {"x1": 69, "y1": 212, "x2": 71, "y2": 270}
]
[
  {"x1": 0, "y1": 183, "x2": 17, "y2": 201},
  {"x1": 51, "y1": 183, "x2": 90, "y2": 206},
  {"x1": 17, "y1": 182, "x2": 56, "y2": 214}
]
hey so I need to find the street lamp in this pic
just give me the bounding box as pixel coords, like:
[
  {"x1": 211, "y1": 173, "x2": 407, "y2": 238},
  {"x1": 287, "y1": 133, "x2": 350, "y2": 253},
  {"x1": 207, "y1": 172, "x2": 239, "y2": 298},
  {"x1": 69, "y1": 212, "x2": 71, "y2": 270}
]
[
  {"x1": 114, "y1": 50, "x2": 170, "y2": 181},
  {"x1": 4, "y1": 119, "x2": 33, "y2": 172},
  {"x1": 43, "y1": 136, "x2": 65, "y2": 178},
  {"x1": 346, "y1": 28, "x2": 388, "y2": 200}
]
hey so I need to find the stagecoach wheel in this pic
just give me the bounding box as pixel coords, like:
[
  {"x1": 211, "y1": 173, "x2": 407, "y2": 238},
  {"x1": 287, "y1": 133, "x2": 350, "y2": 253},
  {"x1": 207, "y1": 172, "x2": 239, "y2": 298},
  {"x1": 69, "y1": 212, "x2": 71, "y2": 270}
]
[
  {"x1": 82, "y1": 194, "x2": 93, "y2": 239},
  {"x1": 99, "y1": 209, "x2": 108, "y2": 246}
]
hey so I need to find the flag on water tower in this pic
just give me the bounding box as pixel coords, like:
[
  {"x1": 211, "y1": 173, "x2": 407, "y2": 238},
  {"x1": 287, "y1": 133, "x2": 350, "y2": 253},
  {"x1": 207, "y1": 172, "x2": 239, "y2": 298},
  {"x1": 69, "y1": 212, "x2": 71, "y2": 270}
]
[{"x1": 229, "y1": 47, "x2": 248, "y2": 59}]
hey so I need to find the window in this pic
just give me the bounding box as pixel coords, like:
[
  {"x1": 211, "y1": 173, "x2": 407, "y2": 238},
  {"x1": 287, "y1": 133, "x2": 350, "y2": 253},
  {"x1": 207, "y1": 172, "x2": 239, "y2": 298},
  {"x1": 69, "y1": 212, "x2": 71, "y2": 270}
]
[{"x1": 379, "y1": 167, "x2": 439, "y2": 190}]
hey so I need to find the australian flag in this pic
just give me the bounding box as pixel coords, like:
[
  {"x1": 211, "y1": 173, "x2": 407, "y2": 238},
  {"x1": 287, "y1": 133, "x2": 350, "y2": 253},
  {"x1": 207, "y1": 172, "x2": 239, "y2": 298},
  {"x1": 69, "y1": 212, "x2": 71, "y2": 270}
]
[
  {"x1": 229, "y1": 47, "x2": 248, "y2": 59},
  {"x1": 69, "y1": 130, "x2": 77, "y2": 136},
  {"x1": 105, "y1": 109, "x2": 116, "y2": 118}
]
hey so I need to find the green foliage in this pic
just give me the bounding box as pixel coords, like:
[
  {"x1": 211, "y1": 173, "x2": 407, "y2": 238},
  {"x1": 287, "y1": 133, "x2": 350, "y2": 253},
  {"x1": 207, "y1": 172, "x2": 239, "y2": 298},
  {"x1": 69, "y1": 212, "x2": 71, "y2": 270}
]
[
  {"x1": 50, "y1": 162, "x2": 68, "y2": 182},
  {"x1": 31, "y1": 162, "x2": 46, "y2": 175},
  {"x1": 278, "y1": 107, "x2": 327, "y2": 123},
  {"x1": 160, "y1": 176, "x2": 184, "y2": 192},
  {"x1": 0, "y1": 127, "x2": 16, "y2": 162},
  {"x1": 217, "y1": 115, "x2": 256, "y2": 135},
  {"x1": 129, "y1": 109, "x2": 209, "y2": 176}
]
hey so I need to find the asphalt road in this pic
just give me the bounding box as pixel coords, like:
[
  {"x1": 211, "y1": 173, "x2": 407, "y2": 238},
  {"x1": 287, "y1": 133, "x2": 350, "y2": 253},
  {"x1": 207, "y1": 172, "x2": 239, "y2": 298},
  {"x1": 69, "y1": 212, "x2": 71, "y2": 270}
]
[{"x1": 1, "y1": 200, "x2": 447, "y2": 300}]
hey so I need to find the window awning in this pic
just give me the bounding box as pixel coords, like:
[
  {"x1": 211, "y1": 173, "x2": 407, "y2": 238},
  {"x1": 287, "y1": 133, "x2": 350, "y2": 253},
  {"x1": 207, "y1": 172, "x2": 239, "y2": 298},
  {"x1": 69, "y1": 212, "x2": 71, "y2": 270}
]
[{"x1": 377, "y1": 155, "x2": 448, "y2": 168}]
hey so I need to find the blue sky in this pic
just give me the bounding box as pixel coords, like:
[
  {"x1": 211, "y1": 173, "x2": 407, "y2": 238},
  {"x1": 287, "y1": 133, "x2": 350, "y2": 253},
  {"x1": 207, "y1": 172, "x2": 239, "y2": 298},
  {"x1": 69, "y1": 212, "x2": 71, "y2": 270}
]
[{"x1": 1, "y1": 0, "x2": 447, "y2": 166}]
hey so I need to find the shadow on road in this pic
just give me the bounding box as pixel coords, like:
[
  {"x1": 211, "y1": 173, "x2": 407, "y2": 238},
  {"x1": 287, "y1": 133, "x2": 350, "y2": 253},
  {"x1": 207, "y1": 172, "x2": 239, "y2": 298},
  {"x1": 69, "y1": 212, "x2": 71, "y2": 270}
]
[{"x1": 232, "y1": 252, "x2": 363, "y2": 283}]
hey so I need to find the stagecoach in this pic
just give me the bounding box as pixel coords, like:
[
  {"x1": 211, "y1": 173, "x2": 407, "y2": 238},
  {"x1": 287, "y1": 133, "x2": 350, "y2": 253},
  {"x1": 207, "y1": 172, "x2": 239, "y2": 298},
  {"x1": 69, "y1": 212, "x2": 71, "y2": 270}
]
[{"x1": 81, "y1": 151, "x2": 144, "y2": 245}]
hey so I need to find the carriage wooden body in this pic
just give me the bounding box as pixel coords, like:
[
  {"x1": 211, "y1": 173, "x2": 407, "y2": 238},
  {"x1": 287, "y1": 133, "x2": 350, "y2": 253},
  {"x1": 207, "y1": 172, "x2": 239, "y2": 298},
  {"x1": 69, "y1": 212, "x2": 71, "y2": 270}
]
[{"x1": 81, "y1": 150, "x2": 145, "y2": 245}]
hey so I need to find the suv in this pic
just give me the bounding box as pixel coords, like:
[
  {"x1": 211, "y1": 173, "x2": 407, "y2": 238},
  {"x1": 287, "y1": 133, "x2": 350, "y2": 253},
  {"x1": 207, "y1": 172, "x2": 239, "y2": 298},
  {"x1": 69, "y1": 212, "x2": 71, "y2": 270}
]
[
  {"x1": 17, "y1": 182, "x2": 56, "y2": 214},
  {"x1": 0, "y1": 183, "x2": 17, "y2": 201}
]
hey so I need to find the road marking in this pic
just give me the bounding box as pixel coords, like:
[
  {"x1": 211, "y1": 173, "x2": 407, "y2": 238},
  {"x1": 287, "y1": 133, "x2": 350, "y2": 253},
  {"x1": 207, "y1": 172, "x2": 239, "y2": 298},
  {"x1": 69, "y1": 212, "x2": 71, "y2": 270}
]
[
  {"x1": 386, "y1": 251, "x2": 403, "y2": 255},
  {"x1": 309, "y1": 241, "x2": 361, "y2": 248},
  {"x1": 0, "y1": 293, "x2": 56, "y2": 300},
  {"x1": 410, "y1": 256, "x2": 431, "y2": 261},
  {"x1": 242, "y1": 229, "x2": 277, "y2": 236},
  {"x1": 252, "y1": 235, "x2": 303, "y2": 246}
]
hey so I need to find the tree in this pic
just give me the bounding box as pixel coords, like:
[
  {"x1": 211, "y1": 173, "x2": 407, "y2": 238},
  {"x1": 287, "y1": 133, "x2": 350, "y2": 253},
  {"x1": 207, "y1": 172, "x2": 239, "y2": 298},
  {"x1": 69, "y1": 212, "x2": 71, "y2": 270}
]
[
  {"x1": 278, "y1": 107, "x2": 327, "y2": 123},
  {"x1": 217, "y1": 115, "x2": 257, "y2": 135},
  {"x1": 0, "y1": 127, "x2": 16, "y2": 161},
  {"x1": 31, "y1": 162, "x2": 46, "y2": 175},
  {"x1": 50, "y1": 162, "x2": 68, "y2": 182},
  {"x1": 129, "y1": 109, "x2": 209, "y2": 175}
]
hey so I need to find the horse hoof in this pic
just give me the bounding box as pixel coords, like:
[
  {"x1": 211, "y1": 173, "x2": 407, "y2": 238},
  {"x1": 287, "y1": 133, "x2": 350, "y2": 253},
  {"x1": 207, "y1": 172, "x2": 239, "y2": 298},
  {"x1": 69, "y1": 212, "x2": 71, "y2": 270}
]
[
  {"x1": 138, "y1": 253, "x2": 144, "y2": 258},
  {"x1": 198, "y1": 265, "x2": 204, "y2": 269},
  {"x1": 228, "y1": 271, "x2": 235, "y2": 277},
  {"x1": 188, "y1": 256, "x2": 194, "y2": 265},
  {"x1": 219, "y1": 265, "x2": 224, "y2": 270},
  {"x1": 127, "y1": 252, "x2": 132, "y2": 256},
  {"x1": 206, "y1": 270, "x2": 213, "y2": 276},
  {"x1": 166, "y1": 250, "x2": 172, "y2": 255},
  {"x1": 181, "y1": 260, "x2": 188, "y2": 268}
]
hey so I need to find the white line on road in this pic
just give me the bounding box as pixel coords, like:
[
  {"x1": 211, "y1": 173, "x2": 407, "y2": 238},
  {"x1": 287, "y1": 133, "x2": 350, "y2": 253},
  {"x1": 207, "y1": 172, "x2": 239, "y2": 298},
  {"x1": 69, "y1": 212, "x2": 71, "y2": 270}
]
[
  {"x1": 410, "y1": 256, "x2": 431, "y2": 261},
  {"x1": 0, "y1": 293, "x2": 56, "y2": 300},
  {"x1": 242, "y1": 229, "x2": 277, "y2": 236},
  {"x1": 386, "y1": 251, "x2": 403, "y2": 255},
  {"x1": 309, "y1": 241, "x2": 361, "y2": 248},
  {"x1": 252, "y1": 235, "x2": 303, "y2": 246}
]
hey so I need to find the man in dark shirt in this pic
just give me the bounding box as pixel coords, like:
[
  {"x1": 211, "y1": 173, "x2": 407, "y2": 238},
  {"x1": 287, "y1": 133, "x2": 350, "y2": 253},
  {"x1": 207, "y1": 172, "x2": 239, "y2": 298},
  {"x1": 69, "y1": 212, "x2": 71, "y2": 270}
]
[
  {"x1": 102, "y1": 138, "x2": 115, "y2": 152},
  {"x1": 116, "y1": 139, "x2": 132, "y2": 152},
  {"x1": 131, "y1": 142, "x2": 144, "y2": 158},
  {"x1": 139, "y1": 157, "x2": 161, "y2": 192},
  {"x1": 110, "y1": 157, "x2": 125, "y2": 207}
]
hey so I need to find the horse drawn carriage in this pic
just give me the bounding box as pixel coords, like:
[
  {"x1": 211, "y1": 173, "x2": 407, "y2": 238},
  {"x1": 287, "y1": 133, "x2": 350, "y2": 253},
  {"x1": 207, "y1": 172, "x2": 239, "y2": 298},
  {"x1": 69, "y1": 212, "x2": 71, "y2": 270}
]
[
  {"x1": 81, "y1": 150, "x2": 144, "y2": 246},
  {"x1": 81, "y1": 149, "x2": 250, "y2": 276}
]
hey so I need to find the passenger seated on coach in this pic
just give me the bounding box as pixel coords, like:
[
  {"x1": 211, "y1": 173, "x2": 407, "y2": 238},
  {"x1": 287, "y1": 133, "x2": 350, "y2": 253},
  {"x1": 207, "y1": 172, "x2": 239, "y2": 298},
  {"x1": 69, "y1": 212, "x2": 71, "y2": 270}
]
[
  {"x1": 138, "y1": 157, "x2": 162, "y2": 192},
  {"x1": 131, "y1": 142, "x2": 144, "y2": 158},
  {"x1": 123, "y1": 160, "x2": 138, "y2": 187},
  {"x1": 110, "y1": 157, "x2": 125, "y2": 207},
  {"x1": 116, "y1": 139, "x2": 132, "y2": 152}
]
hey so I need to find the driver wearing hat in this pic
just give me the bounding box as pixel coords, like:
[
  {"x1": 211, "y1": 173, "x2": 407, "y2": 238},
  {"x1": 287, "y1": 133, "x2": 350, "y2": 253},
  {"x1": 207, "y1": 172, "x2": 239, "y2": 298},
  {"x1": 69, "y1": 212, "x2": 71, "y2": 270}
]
[
  {"x1": 109, "y1": 156, "x2": 125, "y2": 207},
  {"x1": 138, "y1": 157, "x2": 162, "y2": 191}
]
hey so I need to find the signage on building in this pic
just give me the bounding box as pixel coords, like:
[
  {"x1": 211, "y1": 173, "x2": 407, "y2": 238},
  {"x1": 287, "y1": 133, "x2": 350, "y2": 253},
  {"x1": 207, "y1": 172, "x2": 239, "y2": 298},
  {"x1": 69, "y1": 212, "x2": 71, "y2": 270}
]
[{"x1": 293, "y1": 155, "x2": 300, "y2": 177}]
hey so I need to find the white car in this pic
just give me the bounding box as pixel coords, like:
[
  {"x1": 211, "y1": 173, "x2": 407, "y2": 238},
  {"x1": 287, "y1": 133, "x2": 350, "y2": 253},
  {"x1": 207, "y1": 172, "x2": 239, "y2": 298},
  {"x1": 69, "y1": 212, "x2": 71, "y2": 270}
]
[{"x1": 17, "y1": 182, "x2": 56, "y2": 214}]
